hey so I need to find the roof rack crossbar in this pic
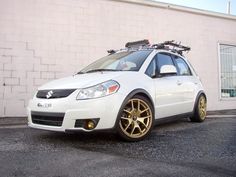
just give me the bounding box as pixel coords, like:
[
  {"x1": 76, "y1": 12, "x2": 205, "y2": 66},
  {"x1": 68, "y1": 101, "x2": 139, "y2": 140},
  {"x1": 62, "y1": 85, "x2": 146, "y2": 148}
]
[
  {"x1": 107, "y1": 40, "x2": 191, "y2": 56},
  {"x1": 152, "y1": 40, "x2": 190, "y2": 55}
]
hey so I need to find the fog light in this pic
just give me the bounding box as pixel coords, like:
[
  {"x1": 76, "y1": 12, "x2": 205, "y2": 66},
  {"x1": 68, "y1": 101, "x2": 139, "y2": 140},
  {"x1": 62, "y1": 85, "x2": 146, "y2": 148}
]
[
  {"x1": 86, "y1": 120, "x2": 95, "y2": 130},
  {"x1": 74, "y1": 118, "x2": 99, "y2": 129}
]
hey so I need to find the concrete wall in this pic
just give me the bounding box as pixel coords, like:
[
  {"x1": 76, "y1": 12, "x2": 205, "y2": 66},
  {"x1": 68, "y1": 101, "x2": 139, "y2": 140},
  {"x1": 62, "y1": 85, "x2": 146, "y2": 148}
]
[{"x1": 0, "y1": 0, "x2": 236, "y2": 117}]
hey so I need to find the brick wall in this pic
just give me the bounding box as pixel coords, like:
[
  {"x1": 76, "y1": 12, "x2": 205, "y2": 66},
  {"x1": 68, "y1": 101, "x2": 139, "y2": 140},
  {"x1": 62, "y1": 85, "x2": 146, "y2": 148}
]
[{"x1": 0, "y1": 0, "x2": 236, "y2": 117}]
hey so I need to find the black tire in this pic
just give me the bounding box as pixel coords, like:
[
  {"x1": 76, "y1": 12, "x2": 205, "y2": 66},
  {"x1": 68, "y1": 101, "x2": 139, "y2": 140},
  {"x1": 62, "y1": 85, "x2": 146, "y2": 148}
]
[
  {"x1": 116, "y1": 95, "x2": 154, "y2": 142},
  {"x1": 190, "y1": 94, "x2": 207, "y2": 122}
]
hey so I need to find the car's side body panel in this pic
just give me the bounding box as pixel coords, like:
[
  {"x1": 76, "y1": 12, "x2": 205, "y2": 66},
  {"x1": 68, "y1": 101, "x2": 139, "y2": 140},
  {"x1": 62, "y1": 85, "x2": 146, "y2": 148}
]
[{"x1": 154, "y1": 76, "x2": 186, "y2": 118}]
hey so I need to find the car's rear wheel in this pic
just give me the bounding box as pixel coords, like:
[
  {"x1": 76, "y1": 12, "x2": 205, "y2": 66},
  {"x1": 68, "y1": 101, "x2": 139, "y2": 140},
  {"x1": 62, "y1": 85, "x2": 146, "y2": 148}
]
[
  {"x1": 190, "y1": 94, "x2": 207, "y2": 122},
  {"x1": 117, "y1": 95, "x2": 154, "y2": 141}
]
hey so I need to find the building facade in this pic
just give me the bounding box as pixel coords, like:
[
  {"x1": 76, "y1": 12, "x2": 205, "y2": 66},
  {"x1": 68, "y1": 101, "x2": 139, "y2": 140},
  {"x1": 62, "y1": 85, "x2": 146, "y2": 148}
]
[{"x1": 0, "y1": 0, "x2": 236, "y2": 117}]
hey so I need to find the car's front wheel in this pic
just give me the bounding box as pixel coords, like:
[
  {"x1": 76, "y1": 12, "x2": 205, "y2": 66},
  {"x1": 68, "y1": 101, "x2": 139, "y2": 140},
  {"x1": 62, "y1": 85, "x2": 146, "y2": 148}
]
[{"x1": 117, "y1": 95, "x2": 154, "y2": 141}]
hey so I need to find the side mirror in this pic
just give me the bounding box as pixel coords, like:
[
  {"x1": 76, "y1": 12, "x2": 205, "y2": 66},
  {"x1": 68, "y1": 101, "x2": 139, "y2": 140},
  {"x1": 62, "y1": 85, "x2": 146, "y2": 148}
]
[{"x1": 160, "y1": 65, "x2": 177, "y2": 75}]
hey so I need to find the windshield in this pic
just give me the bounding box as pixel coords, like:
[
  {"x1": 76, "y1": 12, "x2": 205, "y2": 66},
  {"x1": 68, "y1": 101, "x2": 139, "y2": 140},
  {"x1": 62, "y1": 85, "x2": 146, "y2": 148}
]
[{"x1": 79, "y1": 50, "x2": 152, "y2": 73}]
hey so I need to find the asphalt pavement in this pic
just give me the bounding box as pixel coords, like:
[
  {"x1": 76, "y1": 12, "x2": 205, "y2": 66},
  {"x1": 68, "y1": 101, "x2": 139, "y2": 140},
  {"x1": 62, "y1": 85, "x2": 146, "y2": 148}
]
[{"x1": 0, "y1": 116, "x2": 235, "y2": 177}]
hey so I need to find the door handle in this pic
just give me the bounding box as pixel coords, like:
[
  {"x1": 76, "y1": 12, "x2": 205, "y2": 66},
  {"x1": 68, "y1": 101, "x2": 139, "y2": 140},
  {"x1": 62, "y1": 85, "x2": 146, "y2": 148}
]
[{"x1": 177, "y1": 80, "x2": 182, "y2": 85}]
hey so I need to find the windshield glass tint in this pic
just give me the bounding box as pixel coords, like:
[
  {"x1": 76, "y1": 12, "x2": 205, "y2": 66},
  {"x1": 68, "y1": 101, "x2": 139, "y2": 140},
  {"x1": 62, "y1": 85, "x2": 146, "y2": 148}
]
[{"x1": 80, "y1": 50, "x2": 152, "y2": 73}]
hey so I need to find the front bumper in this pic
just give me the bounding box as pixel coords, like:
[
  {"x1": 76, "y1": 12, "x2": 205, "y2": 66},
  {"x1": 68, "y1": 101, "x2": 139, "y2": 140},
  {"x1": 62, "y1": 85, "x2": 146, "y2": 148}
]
[{"x1": 27, "y1": 91, "x2": 126, "y2": 132}]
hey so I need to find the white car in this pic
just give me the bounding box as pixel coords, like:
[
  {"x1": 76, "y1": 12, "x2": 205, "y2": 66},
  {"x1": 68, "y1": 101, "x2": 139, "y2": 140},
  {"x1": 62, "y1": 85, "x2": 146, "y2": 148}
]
[{"x1": 27, "y1": 40, "x2": 207, "y2": 141}]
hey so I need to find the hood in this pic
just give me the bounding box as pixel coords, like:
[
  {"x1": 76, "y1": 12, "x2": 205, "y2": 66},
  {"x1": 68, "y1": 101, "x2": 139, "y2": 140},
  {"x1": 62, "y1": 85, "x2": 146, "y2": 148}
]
[{"x1": 38, "y1": 72, "x2": 126, "y2": 90}]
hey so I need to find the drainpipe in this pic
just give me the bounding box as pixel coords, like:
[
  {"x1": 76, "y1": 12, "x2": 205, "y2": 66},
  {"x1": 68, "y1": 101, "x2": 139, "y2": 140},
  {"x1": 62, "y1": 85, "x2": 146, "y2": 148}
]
[{"x1": 227, "y1": 1, "x2": 231, "y2": 14}]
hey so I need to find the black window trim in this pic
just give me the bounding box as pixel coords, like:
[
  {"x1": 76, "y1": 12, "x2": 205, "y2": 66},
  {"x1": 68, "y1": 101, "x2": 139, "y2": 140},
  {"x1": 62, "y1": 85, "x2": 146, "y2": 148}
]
[
  {"x1": 145, "y1": 57, "x2": 157, "y2": 78},
  {"x1": 171, "y1": 54, "x2": 192, "y2": 76}
]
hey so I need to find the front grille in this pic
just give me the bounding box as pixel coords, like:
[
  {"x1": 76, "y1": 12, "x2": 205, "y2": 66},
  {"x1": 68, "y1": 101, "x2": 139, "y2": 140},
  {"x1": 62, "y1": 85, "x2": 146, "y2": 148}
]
[
  {"x1": 31, "y1": 111, "x2": 65, "y2": 126},
  {"x1": 36, "y1": 89, "x2": 76, "y2": 99}
]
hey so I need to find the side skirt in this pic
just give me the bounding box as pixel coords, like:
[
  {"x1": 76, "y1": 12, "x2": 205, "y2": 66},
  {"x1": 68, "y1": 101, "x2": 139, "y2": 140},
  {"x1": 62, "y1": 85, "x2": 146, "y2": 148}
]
[{"x1": 154, "y1": 112, "x2": 193, "y2": 125}]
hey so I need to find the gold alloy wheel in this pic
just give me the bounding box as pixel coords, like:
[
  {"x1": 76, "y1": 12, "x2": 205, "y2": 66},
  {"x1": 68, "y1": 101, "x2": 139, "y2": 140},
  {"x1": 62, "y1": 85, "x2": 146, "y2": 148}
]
[
  {"x1": 119, "y1": 98, "x2": 153, "y2": 139},
  {"x1": 198, "y1": 96, "x2": 207, "y2": 120}
]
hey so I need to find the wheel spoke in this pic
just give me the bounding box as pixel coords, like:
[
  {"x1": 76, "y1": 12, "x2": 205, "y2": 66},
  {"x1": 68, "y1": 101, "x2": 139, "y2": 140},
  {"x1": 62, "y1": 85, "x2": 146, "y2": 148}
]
[
  {"x1": 130, "y1": 124, "x2": 136, "y2": 135},
  {"x1": 124, "y1": 119, "x2": 132, "y2": 131},
  {"x1": 137, "y1": 124, "x2": 143, "y2": 134},
  {"x1": 137, "y1": 100, "x2": 141, "y2": 111},
  {"x1": 140, "y1": 108, "x2": 149, "y2": 114},
  {"x1": 121, "y1": 116, "x2": 129, "y2": 120},
  {"x1": 137, "y1": 115, "x2": 149, "y2": 123},
  {"x1": 131, "y1": 100, "x2": 134, "y2": 110},
  {"x1": 201, "y1": 111, "x2": 205, "y2": 118},
  {"x1": 133, "y1": 122, "x2": 143, "y2": 134},
  {"x1": 202, "y1": 109, "x2": 206, "y2": 116},
  {"x1": 138, "y1": 120, "x2": 147, "y2": 129},
  {"x1": 138, "y1": 115, "x2": 151, "y2": 120},
  {"x1": 123, "y1": 109, "x2": 131, "y2": 114}
]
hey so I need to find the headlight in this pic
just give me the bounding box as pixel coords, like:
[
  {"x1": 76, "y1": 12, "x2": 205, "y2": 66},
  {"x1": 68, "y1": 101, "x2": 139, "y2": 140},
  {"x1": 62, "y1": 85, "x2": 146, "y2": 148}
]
[{"x1": 76, "y1": 80, "x2": 120, "y2": 100}]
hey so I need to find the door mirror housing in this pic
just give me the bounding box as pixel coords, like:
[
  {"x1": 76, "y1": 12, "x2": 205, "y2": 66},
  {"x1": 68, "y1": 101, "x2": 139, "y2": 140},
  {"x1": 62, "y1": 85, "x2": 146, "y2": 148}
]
[{"x1": 160, "y1": 65, "x2": 177, "y2": 75}]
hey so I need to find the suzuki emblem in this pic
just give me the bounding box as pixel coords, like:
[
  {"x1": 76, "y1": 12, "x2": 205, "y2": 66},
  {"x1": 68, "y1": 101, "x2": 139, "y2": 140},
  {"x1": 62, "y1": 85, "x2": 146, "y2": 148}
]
[{"x1": 46, "y1": 90, "x2": 53, "y2": 99}]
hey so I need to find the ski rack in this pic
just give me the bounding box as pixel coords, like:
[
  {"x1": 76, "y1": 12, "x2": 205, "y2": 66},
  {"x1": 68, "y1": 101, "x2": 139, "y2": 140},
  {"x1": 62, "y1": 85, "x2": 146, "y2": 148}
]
[
  {"x1": 107, "y1": 40, "x2": 191, "y2": 56},
  {"x1": 152, "y1": 40, "x2": 191, "y2": 56},
  {"x1": 107, "y1": 39, "x2": 150, "y2": 54},
  {"x1": 125, "y1": 39, "x2": 150, "y2": 48}
]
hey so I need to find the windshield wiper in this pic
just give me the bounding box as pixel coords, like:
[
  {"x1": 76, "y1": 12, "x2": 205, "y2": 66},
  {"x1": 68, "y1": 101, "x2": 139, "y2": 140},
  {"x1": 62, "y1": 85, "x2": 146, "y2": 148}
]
[{"x1": 85, "y1": 69, "x2": 122, "y2": 73}]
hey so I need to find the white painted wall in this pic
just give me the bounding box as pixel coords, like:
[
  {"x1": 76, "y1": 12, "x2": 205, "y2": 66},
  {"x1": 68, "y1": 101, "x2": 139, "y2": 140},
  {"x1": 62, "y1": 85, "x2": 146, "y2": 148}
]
[{"x1": 0, "y1": 0, "x2": 236, "y2": 116}]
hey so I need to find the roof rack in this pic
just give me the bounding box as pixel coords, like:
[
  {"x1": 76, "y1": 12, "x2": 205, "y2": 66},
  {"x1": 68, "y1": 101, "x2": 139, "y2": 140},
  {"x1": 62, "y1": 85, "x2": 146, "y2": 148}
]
[
  {"x1": 107, "y1": 39, "x2": 150, "y2": 55},
  {"x1": 152, "y1": 40, "x2": 191, "y2": 55},
  {"x1": 107, "y1": 40, "x2": 191, "y2": 56}
]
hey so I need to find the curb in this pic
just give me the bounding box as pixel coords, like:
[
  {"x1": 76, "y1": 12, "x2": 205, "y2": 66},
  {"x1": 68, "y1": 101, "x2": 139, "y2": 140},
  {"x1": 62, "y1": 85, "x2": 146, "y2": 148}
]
[
  {"x1": 0, "y1": 117, "x2": 27, "y2": 127},
  {"x1": 207, "y1": 109, "x2": 236, "y2": 115}
]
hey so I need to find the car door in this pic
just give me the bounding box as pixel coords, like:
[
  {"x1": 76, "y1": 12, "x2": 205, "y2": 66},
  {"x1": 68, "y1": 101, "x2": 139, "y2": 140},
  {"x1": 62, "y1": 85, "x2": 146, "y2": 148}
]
[
  {"x1": 145, "y1": 52, "x2": 183, "y2": 119},
  {"x1": 155, "y1": 52, "x2": 188, "y2": 118},
  {"x1": 172, "y1": 55, "x2": 196, "y2": 113}
]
